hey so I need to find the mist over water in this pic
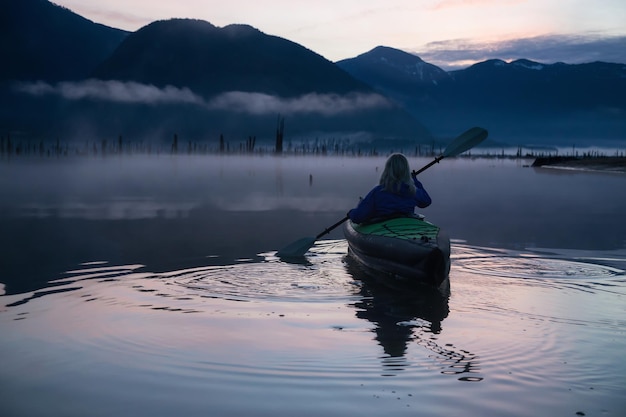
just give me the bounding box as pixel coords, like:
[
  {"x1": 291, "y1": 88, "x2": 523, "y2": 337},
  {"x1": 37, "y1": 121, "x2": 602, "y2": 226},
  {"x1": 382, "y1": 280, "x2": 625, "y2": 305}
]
[
  {"x1": 1, "y1": 154, "x2": 625, "y2": 417},
  {"x1": 2, "y1": 155, "x2": 624, "y2": 275}
]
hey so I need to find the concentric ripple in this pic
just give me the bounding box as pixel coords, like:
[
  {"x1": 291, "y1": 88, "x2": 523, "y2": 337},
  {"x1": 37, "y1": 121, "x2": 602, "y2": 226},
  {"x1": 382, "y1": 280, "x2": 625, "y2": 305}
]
[
  {"x1": 167, "y1": 241, "x2": 356, "y2": 303},
  {"x1": 452, "y1": 244, "x2": 625, "y2": 281},
  {"x1": 0, "y1": 240, "x2": 357, "y2": 314}
]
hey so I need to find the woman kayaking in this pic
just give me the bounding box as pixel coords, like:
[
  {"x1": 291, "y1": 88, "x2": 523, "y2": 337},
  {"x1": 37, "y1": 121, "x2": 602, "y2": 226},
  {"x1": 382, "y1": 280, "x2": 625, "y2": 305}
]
[{"x1": 348, "y1": 153, "x2": 431, "y2": 224}]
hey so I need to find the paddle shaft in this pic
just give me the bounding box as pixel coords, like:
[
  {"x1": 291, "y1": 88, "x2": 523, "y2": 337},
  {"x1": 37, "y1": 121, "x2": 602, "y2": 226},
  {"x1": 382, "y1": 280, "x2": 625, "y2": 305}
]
[
  {"x1": 412, "y1": 155, "x2": 444, "y2": 176},
  {"x1": 315, "y1": 215, "x2": 350, "y2": 239}
]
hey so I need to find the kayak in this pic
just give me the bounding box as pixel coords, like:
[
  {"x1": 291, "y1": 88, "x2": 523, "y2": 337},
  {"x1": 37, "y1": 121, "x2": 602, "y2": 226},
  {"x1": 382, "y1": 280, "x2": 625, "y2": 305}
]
[{"x1": 343, "y1": 216, "x2": 451, "y2": 288}]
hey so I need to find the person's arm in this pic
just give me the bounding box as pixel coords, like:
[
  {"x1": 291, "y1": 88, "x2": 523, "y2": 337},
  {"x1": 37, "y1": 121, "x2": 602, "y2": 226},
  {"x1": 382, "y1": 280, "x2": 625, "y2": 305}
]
[
  {"x1": 412, "y1": 176, "x2": 432, "y2": 208},
  {"x1": 348, "y1": 187, "x2": 377, "y2": 223}
]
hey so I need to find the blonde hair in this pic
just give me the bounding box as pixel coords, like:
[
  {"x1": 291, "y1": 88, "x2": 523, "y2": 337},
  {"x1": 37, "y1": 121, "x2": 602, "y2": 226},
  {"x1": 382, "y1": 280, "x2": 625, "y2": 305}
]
[{"x1": 379, "y1": 153, "x2": 416, "y2": 194}]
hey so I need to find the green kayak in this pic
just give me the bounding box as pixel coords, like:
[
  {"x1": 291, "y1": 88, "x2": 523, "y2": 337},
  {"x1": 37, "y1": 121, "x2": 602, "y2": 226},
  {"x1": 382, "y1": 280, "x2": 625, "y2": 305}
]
[{"x1": 343, "y1": 216, "x2": 451, "y2": 288}]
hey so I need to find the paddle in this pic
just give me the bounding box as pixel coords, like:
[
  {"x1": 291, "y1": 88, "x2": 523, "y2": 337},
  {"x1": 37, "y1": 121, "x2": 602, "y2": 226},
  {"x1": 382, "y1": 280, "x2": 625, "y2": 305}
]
[
  {"x1": 411, "y1": 126, "x2": 488, "y2": 176},
  {"x1": 276, "y1": 126, "x2": 488, "y2": 258}
]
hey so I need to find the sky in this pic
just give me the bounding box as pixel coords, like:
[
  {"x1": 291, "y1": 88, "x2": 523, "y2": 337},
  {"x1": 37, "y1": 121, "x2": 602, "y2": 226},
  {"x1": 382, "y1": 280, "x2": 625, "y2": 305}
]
[{"x1": 53, "y1": 0, "x2": 626, "y2": 70}]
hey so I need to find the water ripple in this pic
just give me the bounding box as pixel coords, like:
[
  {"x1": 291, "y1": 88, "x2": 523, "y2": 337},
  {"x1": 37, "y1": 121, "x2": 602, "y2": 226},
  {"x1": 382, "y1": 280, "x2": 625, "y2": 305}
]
[
  {"x1": 452, "y1": 244, "x2": 625, "y2": 283},
  {"x1": 2, "y1": 240, "x2": 626, "y2": 417}
]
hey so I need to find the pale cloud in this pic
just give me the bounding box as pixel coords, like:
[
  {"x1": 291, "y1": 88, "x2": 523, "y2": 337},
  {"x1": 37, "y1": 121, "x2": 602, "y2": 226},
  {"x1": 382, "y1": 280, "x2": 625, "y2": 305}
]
[
  {"x1": 15, "y1": 80, "x2": 392, "y2": 115},
  {"x1": 416, "y1": 33, "x2": 626, "y2": 70},
  {"x1": 16, "y1": 79, "x2": 205, "y2": 105},
  {"x1": 206, "y1": 91, "x2": 391, "y2": 115},
  {"x1": 54, "y1": 1, "x2": 153, "y2": 29},
  {"x1": 428, "y1": 0, "x2": 525, "y2": 11}
]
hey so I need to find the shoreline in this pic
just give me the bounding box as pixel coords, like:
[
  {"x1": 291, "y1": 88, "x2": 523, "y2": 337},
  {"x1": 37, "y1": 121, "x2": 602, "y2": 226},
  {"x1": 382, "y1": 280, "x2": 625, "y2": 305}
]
[{"x1": 532, "y1": 156, "x2": 626, "y2": 173}]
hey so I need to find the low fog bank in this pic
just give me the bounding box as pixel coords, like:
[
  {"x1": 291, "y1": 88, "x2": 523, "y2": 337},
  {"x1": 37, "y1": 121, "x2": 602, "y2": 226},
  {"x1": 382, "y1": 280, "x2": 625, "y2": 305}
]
[
  {"x1": 3, "y1": 81, "x2": 430, "y2": 146},
  {"x1": 2, "y1": 155, "x2": 625, "y2": 294}
]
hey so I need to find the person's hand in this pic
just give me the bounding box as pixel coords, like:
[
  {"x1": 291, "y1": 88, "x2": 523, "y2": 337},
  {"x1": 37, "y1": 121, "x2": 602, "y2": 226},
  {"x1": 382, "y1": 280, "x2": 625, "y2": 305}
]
[{"x1": 411, "y1": 170, "x2": 418, "y2": 178}]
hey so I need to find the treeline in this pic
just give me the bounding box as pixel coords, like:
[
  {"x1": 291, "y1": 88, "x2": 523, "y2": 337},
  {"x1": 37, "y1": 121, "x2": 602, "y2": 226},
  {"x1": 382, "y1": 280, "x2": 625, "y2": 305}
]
[
  {"x1": 1, "y1": 132, "x2": 623, "y2": 160},
  {"x1": 0, "y1": 135, "x2": 374, "y2": 158},
  {"x1": 0, "y1": 133, "x2": 448, "y2": 159},
  {"x1": 532, "y1": 155, "x2": 626, "y2": 168}
]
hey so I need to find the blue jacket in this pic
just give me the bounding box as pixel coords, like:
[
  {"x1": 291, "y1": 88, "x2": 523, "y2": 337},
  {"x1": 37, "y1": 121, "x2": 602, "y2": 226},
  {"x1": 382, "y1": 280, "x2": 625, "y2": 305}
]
[{"x1": 348, "y1": 177, "x2": 431, "y2": 224}]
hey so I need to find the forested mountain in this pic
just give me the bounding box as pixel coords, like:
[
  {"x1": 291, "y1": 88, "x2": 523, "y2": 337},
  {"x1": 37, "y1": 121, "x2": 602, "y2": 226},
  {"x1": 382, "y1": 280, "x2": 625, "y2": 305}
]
[
  {"x1": 93, "y1": 19, "x2": 370, "y2": 98},
  {"x1": 338, "y1": 47, "x2": 626, "y2": 144}
]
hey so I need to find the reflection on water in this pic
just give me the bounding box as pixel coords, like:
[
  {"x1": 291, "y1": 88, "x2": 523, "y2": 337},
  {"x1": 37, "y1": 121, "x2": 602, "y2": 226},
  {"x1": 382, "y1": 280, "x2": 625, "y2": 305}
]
[
  {"x1": 1, "y1": 156, "x2": 626, "y2": 416},
  {"x1": 2, "y1": 239, "x2": 625, "y2": 416},
  {"x1": 346, "y1": 256, "x2": 484, "y2": 381}
]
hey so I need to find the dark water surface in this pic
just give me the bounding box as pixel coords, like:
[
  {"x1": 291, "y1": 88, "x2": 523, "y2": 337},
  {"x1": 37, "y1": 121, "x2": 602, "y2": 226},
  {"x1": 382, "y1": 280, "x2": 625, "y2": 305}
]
[{"x1": 1, "y1": 155, "x2": 625, "y2": 416}]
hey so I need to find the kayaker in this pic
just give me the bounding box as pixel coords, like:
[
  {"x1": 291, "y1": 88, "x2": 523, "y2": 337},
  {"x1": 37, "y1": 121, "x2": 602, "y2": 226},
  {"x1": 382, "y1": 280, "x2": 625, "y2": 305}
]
[{"x1": 348, "y1": 153, "x2": 431, "y2": 224}]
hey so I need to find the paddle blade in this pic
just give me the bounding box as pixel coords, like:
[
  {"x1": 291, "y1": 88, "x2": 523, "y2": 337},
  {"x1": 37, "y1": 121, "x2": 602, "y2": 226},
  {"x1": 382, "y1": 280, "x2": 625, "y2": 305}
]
[
  {"x1": 276, "y1": 237, "x2": 316, "y2": 258},
  {"x1": 442, "y1": 127, "x2": 488, "y2": 158}
]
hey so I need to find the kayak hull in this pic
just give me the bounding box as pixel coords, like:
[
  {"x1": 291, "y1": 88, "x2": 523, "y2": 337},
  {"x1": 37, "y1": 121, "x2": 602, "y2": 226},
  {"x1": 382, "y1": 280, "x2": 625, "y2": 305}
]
[{"x1": 343, "y1": 217, "x2": 451, "y2": 288}]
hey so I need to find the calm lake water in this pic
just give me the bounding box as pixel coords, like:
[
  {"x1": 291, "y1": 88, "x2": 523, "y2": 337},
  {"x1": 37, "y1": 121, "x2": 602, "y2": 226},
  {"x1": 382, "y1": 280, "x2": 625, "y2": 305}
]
[{"x1": 1, "y1": 155, "x2": 625, "y2": 417}]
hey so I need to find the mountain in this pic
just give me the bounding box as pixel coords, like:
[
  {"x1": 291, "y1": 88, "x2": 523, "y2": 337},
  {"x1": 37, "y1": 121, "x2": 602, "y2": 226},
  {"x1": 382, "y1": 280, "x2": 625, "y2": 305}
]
[
  {"x1": 93, "y1": 19, "x2": 368, "y2": 98},
  {"x1": 1, "y1": 3, "x2": 431, "y2": 146},
  {"x1": 337, "y1": 46, "x2": 451, "y2": 100},
  {"x1": 83, "y1": 18, "x2": 431, "y2": 143},
  {"x1": 0, "y1": 0, "x2": 128, "y2": 82},
  {"x1": 446, "y1": 58, "x2": 625, "y2": 111},
  {"x1": 338, "y1": 47, "x2": 626, "y2": 145}
]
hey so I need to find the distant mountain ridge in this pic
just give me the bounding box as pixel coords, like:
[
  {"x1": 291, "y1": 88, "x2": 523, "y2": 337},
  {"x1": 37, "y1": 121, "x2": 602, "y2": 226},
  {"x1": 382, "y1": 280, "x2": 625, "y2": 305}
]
[
  {"x1": 447, "y1": 58, "x2": 625, "y2": 111},
  {"x1": 337, "y1": 48, "x2": 626, "y2": 144}
]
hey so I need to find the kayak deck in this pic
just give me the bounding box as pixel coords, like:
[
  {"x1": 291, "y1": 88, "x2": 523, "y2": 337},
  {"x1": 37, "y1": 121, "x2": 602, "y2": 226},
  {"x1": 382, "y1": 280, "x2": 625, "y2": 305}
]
[{"x1": 352, "y1": 216, "x2": 441, "y2": 241}]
